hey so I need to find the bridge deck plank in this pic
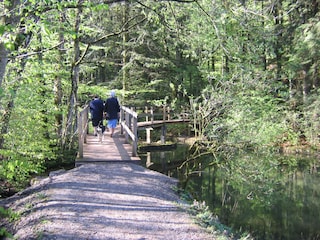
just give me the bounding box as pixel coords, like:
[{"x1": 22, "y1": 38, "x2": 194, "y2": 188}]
[{"x1": 76, "y1": 125, "x2": 141, "y2": 166}]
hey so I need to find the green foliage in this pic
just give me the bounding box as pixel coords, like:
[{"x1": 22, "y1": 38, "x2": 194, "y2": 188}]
[
  {"x1": 78, "y1": 83, "x2": 109, "y2": 105},
  {"x1": 301, "y1": 92, "x2": 320, "y2": 146},
  {"x1": 0, "y1": 227, "x2": 12, "y2": 238},
  {"x1": 0, "y1": 206, "x2": 19, "y2": 222},
  {"x1": 0, "y1": 0, "x2": 319, "y2": 198},
  {"x1": 0, "y1": 49, "x2": 66, "y2": 190},
  {"x1": 175, "y1": 187, "x2": 252, "y2": 240},
  {"x1": 182, "y1": 151, "x2": 320, "y2": 239},
  {"x1": 0, "y1": 2, "x2": 318, "y2": 240},
  {"x1": 289, "y1": 14, "x2": 320, "y2": 72},
  {"x1": 225, "y1": 92, "x2": 287, "y2": 146},
  {"x1": 191, "y1": 74, "x2": 298, "y2": 149},
  {"x1": 0, "y1": 206, "x2": 19, "y2": 238}
]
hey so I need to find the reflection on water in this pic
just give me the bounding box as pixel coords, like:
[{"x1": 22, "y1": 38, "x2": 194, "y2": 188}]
[
  {"x1": 139, "y1": 145, "x2": 320, "y2": 240},
  {"x1": 139, "y1": 144, "x2": 188, "y2": 178}
]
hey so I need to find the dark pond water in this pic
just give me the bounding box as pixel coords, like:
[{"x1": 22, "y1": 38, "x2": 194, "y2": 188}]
[{"x1": 138, "y1": 144, "x2": 320, "y2": 240}]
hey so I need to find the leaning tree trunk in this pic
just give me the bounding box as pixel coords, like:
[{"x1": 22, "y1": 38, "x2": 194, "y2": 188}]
[
  {"x1": 54, "y1": 11, "x2": 65, "y2": 146},
  {"x1": 0, "y1": 0, "x2": 24, "y2": 152},
  {"x1": 0, "y1": 58, "x2": 28, "y2": 152},
  {"x1": 0, "y1": 44, "x2": 8, "y2": 89},
  {"x1": 0, "y1": 0, "x2": 22, "y2": 87},
  {"x1": 0, "y1": 92, "x2": 15, "y2": 152}
]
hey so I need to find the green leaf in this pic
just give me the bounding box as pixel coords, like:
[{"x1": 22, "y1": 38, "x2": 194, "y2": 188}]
[
  {"x1": 0, "y1": 25, "x2": 5, "y2": 35},
  {"x1": 93, "y1": 3, "x2": 109, "y2": 11},
  {"x1": 4, "y1": 42, "x2": 15, "y2": 51}
]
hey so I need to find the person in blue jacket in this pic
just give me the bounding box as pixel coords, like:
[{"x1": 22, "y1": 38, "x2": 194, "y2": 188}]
[
  {"x1": 89, "y1": 95, "x2": 104, "y2": 136},
  {"x1": 104, "y1": 90, "x2": 120, "y2": 137}
]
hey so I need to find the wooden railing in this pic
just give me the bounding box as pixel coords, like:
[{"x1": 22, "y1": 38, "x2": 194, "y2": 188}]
[
  {"x1": 138, "y1": 105, "x2": 173, "y2": 122},
  {"x1": 120, "y1": 106, "x2": 138, "y2": 157},
  {"x1": 78, "y1": 105, "x2": 90, "y2": 158},
  {"x1": 77, "y1": 104, "x2": 139, "y2": 158},
  {"x1": 78, "y1": 104, "x2": 189, "y2": 158},
  {"x1": 119, "y1": 105, "x2": 189, "y2": 156}
]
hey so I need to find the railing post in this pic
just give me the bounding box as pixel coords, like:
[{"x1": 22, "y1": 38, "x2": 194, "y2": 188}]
[
  {"x1": 161, "y1": 124, "x2": 166, "y2": 144},
  {"x1": 77, "y1": 105, "x2": 89, "y2": 159},
  {"x1": 132, "y1": 115, "x2": 138, "y2": 157},
  {"x1": 151, "y1": 106, "x2": 154, "y2": 123},
  {"x1": 84, "y1": 106, "x2": 88, "y2": 143},
  {"x1": 129, "y1": 107, "x2": 133, "y2": 130},
  {"x1": 167, "y1": 106, "x2": 170, "y2": 120},
  {"x1": 145, "y1": 106, "x2": 148, "y2": 122},
  {"x1": 120, "y1": 107, "x2": 124, "y2": 135},
  {"x1": 78, "y1": 112, "x2": 83, "y2": 158},
  {"x1": 125, "y1": 110, "x2": 130, "y2": 143},
  {"x1": 162, "y1": 105, "x2": 166, "y2": 121}
]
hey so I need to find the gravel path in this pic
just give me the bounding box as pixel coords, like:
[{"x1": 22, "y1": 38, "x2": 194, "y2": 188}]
[{"x1": 1, "y1": 163, "x2": 215, "y2": 240}]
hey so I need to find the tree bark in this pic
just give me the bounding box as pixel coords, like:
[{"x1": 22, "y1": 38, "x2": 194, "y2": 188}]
[
  {"x1": 64, "y1": 1, "x2": 82, "y2": 149},
  {"x1": 54, "y1": 12, "x2": 65, "y2": 143},
  {"x1": 122, "y1": 0, "x2": 129, "y2": 97},
  {"x1": 0, "y1": 44, "x2": 8, "y2": 88},
  {"x1": 273, "y1": 0, "x2": 283, "y2": 82},
  {"x1": 0, "y1": 0, "x2": 22, "y2": 152},
  {"x1": 0, "y1": 0, "x2": 21, "y2": 87}
]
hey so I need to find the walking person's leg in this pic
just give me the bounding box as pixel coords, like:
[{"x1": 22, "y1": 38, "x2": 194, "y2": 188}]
[
  {"x1": 108, "y1": 119, "x2": 117, "y2": 137},
  {"x1": 92, "y1": 119, "x2": 99, "y2": 136}
]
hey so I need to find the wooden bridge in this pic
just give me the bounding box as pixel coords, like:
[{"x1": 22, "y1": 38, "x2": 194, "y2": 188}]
[{"x1": 76, "y1": 105, "x2": 189, "y2": 166}]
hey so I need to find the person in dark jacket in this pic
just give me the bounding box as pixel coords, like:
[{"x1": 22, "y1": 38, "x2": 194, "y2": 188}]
[
  {"x1": 89, "y1": 95, "x2": 104, "y2": 136},
  {"x1": 104, "y1": 90, "x2": 120, "y2": 137}
]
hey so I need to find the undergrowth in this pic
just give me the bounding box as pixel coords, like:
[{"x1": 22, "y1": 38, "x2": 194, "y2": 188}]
[
  {"x1": 174, "y1": 186, "x2": 253, "y2": 240},
  {"x1": 0, "y1": 206, "x2": 19, "y2": 238}
]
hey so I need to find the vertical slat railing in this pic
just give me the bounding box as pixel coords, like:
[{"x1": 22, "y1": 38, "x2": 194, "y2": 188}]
[
  {"x1": 120, "y1": 106, "x2": 138, "y2": 157},
  {"x1": 78, "y1": 105, "x2": 89, "y2": 158}
]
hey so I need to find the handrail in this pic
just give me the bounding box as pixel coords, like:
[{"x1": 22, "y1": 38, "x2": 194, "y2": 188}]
[
  {"x1": 136, "y1": 105, "x2": 173, "y2": 121},
  {"x1": 78, "y1": 104, "x2": 189, "y2": 159},
  {"x1": 78, "y1": 105, "x2": 90, "y2": 158},
  {"x1": 120, "y1": 106, "x2": 138, "y2": 157},
  {"x1": 119, "y1": 105, "x2": 188, "y2": 157},
  {"x1": 120, "y1": 106, "x2": 190, "y2": 157}
]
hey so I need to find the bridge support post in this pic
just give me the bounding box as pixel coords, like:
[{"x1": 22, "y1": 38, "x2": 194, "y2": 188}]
[
  {"x1": 160, "y1": 124, "x2": 166, "y2": 144},
  {"x1": 146, "y1": 152, "x2": 152, "y2": 167},
  {"x1": 146, "y1": 127, "x2": 153, "y2": 144}
]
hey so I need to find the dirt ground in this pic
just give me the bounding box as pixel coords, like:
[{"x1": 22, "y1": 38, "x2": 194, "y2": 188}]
[{"x1": 0, "y1": 163, "x2": 215, "y2": 240}]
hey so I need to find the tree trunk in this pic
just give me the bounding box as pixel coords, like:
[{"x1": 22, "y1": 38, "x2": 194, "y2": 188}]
[
  {"x1": 64, "y1": 1, "x2": 82, "y2": 149},
  {"x1": 0, "y1": 58, "x2": 27, "y2": 152},
  {"x1": 0, "y1": 0, "x2": 21, "y2": 88},
  {"x1": 122, "y1": 0, "x2": 129, "y2": 97},
  {"x1": 0, "y1": 44, "x2": 8, "y2": 88},
  {"x1": 0, "y1": 94, "x2": 15, "y2": 153},
  {"x1": 273, "y1": 0, "x2": 283, "y2": 82},
  {"x1": 54, "y1": 12, "x2": 65, "y2": 144},
  {"x1": 302, "y1": 64, "x2": 312, "y2": 103},
  {"x1": 0, "y1": 0, "x2": 22, "y2": 152}
]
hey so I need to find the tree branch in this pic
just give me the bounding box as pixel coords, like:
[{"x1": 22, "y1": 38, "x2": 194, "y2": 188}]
[
  {"x1": 89, "y1": 16, "x2": 146, "y2": 45},
  {"x1": 12, "y1": 41, "x2": 65, "y2": 59},
  {"x1": 75, "y1": 16, "x2": 146, "y2": 66}
]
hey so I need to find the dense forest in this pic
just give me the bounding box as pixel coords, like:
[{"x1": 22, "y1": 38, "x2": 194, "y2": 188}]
[{"x1": 0, "y1": 0, "x2": 319, "y2": 198}]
